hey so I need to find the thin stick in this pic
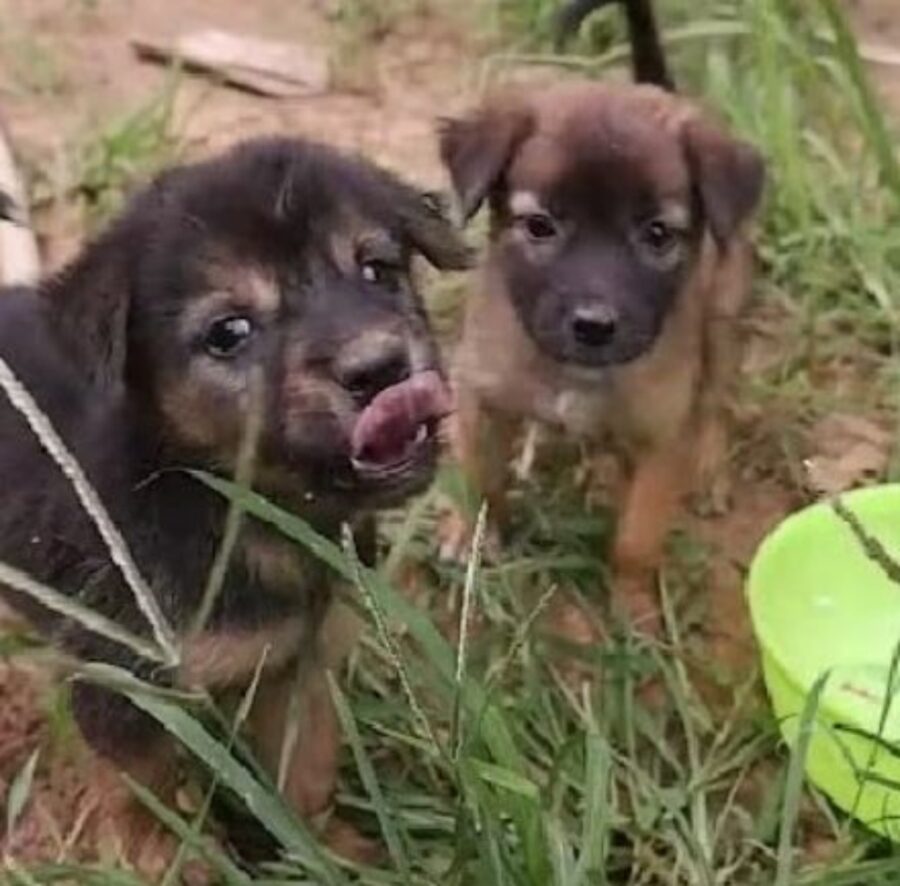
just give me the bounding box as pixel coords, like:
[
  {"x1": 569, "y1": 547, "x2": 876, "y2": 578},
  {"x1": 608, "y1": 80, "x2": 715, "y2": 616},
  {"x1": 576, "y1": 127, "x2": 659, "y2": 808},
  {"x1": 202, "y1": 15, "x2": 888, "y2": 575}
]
[
  {"x1": 452, "y1": 501, "x2": 486, "y2": 759},
  {"x1": 0, "y1": 356, "x2": 179, "y2": 664}
]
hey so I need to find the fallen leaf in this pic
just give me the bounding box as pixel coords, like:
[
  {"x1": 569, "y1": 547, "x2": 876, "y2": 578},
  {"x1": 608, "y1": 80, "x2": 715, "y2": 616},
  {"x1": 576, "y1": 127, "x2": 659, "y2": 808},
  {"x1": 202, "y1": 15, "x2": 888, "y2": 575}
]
[{"x1": 804, "y1": 413, "x2": 890, "y2": 495}]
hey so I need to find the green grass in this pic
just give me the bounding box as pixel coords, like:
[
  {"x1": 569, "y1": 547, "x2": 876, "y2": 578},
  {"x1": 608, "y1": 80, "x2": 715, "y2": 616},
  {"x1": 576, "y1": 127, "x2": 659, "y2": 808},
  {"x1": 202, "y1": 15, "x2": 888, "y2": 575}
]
[
  {"x1": 72, "y1": 76, "x2": 183, "y2": 227},
  {"x1": 5, "y1": 0, "x2": 900, "y2": 883},
  {"x1": 24, "y1": 72, "x2": 185, "y2": 231}
]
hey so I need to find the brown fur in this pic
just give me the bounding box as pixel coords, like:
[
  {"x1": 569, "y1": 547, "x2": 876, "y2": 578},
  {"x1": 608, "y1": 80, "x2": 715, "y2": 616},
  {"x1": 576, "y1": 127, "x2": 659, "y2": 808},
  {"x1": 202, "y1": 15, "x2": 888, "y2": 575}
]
[{"x1": 440, "y1": 83, "x2": 764, "y2": 632}]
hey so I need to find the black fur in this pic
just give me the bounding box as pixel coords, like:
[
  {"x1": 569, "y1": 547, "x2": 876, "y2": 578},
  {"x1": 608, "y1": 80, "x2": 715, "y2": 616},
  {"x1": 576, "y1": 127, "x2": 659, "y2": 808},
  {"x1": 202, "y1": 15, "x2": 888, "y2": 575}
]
[
  {"x1": 0, "y1": 137, "x2": 467, "y2": 769},
  {"x1": 555, "y1": 0, "x2": 675, "y2": 91}
]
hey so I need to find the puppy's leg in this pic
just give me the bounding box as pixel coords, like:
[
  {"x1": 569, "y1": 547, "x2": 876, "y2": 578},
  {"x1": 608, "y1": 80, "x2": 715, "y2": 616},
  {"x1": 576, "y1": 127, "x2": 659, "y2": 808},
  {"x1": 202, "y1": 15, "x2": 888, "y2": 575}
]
[
  {"x1": 249, "y1": 603, "x2": 375, "y2": 862},
  {"x1": 694, "y1": 241, "x2": 753, "y2": 515},
  {"x1": 72, "y1": 682, "x2": 191, "y2": 881},
  {"x1": 690, "y1": 315, "x2": 741, "y2": 517},
  {"x1": 612, "y1": 441, "x2": 692, "y2": 635},
  {"x1": 251, "y1": 663, "x2": 338, "y2": 819},
  {"x1": 440, "y1": 388, "x2": 519, "y2": 561}
]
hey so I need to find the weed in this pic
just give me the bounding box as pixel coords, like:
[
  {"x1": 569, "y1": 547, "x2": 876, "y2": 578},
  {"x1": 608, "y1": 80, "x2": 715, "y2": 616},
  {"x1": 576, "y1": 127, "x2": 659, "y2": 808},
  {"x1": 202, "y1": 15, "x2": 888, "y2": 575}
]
[
  {"x1": 69, "y1": 75, "x2": 183, "y2": 227},
  {"x1": 0, "y1": 5, "x2": 67, "y2": 98}
]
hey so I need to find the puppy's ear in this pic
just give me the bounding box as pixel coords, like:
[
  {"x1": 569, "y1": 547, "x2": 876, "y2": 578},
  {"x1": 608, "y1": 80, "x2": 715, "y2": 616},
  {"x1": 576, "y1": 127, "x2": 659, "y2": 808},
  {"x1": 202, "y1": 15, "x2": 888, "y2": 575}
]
[
  {"x1": 400, "y1": 190, "x2": 475, "y2": 270},
  {"x1": 683, "y1": 120, "x2": 765, "y2": 245},
  {"x1": 438, "y1": 100, "x2": 532, "y2": 222},
  {"x1": 40, "y1": 187, "x2": 162, "y2": 387}
]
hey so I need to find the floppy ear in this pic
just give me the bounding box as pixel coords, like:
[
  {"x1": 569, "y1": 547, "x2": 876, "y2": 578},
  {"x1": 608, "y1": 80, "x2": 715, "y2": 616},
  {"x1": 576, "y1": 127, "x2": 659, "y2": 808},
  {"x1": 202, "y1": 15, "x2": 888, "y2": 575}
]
[
  {"x1": 38, "y1": 186, "x2": 163, "y2": 388},
  {"x1": 40, "y1": 232, "x2": 133, "y2": 388},
  {"x1": 437, "y1": 99, "x2": 533, "y2": 222},
  {"x1": 399, "y1": 189, "x2": 475, "y2": 270},
  {"x1": 683, "y1": 120, "x2": 765, "y2": 245}
]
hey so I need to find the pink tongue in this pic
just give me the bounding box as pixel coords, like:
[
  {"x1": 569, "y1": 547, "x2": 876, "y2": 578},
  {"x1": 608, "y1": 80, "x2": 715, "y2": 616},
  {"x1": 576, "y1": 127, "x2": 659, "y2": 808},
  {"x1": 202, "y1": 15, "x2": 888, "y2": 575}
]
[{"x1": 351, "y1": 370, "x2": 452, "y2": 466}]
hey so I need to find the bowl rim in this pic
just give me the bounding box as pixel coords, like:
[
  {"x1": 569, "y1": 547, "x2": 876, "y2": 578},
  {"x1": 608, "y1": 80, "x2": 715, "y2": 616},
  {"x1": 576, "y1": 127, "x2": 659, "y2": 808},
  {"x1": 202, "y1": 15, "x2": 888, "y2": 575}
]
[{"x1": 747, "y1": 483, "x2": 900, "y2": 732}]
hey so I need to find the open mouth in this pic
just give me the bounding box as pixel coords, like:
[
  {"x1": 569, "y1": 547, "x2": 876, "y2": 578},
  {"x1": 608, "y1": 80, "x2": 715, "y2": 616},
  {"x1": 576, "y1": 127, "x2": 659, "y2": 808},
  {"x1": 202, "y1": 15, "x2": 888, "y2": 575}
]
[{"x1": 350, "y1": 369, "x2": 452, "y2": 488}]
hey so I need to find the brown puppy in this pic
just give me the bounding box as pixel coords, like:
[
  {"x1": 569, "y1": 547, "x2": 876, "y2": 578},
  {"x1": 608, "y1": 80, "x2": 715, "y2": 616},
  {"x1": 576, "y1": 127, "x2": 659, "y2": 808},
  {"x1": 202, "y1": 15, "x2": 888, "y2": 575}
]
[
  {"x1": 0, "y1": 137, "x2": 469, "y2": 873},
  {"x1": 438, "y1": 76, "x2": 764, "y2": 633}
]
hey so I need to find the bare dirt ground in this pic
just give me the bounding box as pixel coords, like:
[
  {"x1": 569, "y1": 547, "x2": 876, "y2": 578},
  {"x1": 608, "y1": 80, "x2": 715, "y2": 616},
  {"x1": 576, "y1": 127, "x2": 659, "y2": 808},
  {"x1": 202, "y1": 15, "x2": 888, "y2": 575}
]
[{"x1": 0, "y1": 0, "x2": 897, "y2": 875}]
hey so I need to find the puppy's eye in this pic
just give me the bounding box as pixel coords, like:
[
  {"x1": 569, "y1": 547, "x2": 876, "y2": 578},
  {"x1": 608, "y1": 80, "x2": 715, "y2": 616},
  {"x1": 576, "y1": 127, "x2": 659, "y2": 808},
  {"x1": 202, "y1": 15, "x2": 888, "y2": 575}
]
[
  {"x1": 640, "y1": 219, "x2": 679, "y2": 254},
  {"x1": 204, "y1": 316, "x2": 254, "y2": 358},
  {"x1": 520, "y1": 213, "x2": 558, "y2": 241},
  {"x1": 360, "y1": 260, "x2": 402, "y2": 290}
]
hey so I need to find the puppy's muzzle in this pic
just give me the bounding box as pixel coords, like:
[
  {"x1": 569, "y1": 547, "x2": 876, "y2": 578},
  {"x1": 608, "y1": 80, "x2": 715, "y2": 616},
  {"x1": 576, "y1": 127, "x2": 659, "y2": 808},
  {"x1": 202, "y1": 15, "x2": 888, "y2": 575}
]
[
  {"x1": 570, "y1": 303, "x2": 618, "y2": 350},
  {"x1": 336, "y1": 330, "x2": 413, "y2": 407},
  {"x1": 334, "y1": 329, "x2": 450, "y2": 490}
]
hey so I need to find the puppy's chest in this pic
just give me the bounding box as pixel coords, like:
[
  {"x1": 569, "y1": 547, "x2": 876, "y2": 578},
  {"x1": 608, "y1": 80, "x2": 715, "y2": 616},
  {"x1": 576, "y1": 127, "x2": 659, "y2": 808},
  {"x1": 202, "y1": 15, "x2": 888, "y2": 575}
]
[
  {"x1": 179, "y1": 529, "x2": 331, "y2": 689},
  {"x1": 461, "y1": 338, "x2": 696, "y2": 443},
  {"x1": 523, "y1": 375, "x2": 614, "y2": 438}
]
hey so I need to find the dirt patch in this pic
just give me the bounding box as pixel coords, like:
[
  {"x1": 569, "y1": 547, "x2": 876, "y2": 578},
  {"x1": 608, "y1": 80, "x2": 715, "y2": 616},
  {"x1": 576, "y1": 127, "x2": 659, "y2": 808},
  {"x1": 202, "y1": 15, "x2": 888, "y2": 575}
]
[
  {"x1": 1, "y1": 0, "x2": 475, "y2": 268},
  {"x1": 0, "y1": 660, "x2": 99, "y2": 867},
  {"x1": 847, "y1": 0, "x2": 900, "y2": 114}
]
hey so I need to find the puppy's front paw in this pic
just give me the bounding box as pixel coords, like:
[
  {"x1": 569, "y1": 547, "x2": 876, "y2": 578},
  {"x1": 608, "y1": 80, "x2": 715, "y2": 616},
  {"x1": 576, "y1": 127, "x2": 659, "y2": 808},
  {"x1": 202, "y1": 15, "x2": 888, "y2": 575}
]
[
  {"x1": 95, "y1": 803, "x2": 212, "y2": 884},
  {"x1": 322, "y1": 816, "x2": 385, "y2": 866},
  {"x1": 689, "y1": 471, "x2": 733, "y2": 519},
  {"x1": 611, "y1": 573, "x2": 662, "y2": 639},
  {"x1": 692, "y1": 420, "x2": 734, "y2": 517}
]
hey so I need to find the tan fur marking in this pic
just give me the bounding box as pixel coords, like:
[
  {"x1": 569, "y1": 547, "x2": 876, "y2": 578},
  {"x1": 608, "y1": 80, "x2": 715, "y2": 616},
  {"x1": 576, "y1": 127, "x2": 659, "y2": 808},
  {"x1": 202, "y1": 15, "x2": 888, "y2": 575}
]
[
  {"x1": 179, "y1": 265, "x2": 281, "y2": 338},
  {"x1": 242, "y1": 532, "x2": 307, "y2": 595},
  {"x1": 180, "y1": 617, "x2": 308, "y2": 688},
  {"x1": 159, "y1": 373, "x2": 245, "y2": 460}
]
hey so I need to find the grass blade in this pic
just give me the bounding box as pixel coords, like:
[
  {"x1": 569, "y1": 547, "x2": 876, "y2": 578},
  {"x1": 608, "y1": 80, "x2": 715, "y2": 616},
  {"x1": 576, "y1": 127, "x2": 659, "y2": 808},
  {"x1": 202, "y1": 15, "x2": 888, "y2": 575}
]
[
  {"x1": 452, "y1": 502, "x2": 487, "y2": 759},
  {"x1": 124, "y1": 775, "x2": 253, "y2": 886},
  {"x1": 775, "y1": 670, "x2": 830, "y2": 886},
  {"x1": 192, "y1": 471, "x2": 457, "y2": 682},
  {"x1": 820, "y1": 0, "x2": 900, "y2": 203},
  {"x1": 342, "y1": 524, "x2": 444, "y2": 759},
  {"x1": 6, "y1": 748, "x2": 40, "y2": 842},
  {"x1": 82, "y1": 663, "x2": 344, "y2": 885},
  {"x1": 0, "y1": 560, "x2": 168, "y2": 664},
  {"x1": 573, "y1": 730, "x2": 611, "y2": 886},
  {"x1": 327, "y1": 671, "x2": 413, "y2": 881},
  {"x1": 0, "y1": 355, "x2": 177, "y2": 664}
]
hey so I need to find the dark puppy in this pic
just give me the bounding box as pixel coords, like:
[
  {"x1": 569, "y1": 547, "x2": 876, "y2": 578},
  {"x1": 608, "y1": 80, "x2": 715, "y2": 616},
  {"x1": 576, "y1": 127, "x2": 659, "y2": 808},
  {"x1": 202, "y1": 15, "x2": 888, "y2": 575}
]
[
  {"x1": 0, "y1": 137, "x2": 469, "y2": 873},
  {"x1": 438, "y1": 2, "x2": 764, "y2": 633}
]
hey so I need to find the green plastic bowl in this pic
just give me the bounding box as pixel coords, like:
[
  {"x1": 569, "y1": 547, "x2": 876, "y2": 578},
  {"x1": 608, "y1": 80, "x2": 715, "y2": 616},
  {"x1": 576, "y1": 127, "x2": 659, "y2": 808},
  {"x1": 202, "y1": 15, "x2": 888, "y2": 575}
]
[{"x1": 748, "y1": 484, "x2": 900, "y2": 839}]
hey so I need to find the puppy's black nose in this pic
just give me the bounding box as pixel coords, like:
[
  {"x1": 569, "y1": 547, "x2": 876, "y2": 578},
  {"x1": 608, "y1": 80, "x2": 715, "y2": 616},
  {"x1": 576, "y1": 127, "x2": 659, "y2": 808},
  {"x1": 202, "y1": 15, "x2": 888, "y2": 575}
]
[
  {"x1": 571, "y1": 305, "x2": 617, "y2": 348},
  {"x1": 338, "y1": 339, "x2": 411, "y2": 405}
]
